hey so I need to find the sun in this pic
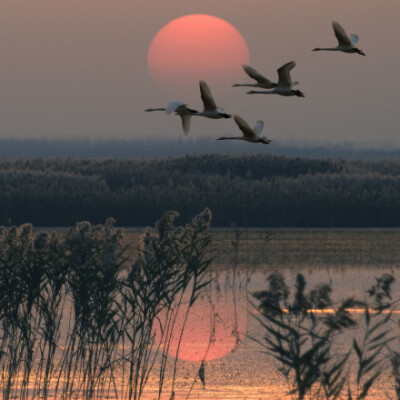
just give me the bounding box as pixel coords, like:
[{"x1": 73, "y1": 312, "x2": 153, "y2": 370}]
[{"x1": 147, "y1": 14, "x2": 250, "y2": 97}]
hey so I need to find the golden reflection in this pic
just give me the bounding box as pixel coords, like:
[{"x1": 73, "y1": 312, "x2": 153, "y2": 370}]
[
  {"x1": 154, "y1": 274, "x2": 248, "y2": 362},
  {"x1": 281, "y1": 308, "x2": 399, "y2": 314}
]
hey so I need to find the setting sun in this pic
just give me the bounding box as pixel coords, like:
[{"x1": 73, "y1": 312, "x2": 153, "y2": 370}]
[{"x1": 147, "y1": 14, "x2": 250, "y2": 96}]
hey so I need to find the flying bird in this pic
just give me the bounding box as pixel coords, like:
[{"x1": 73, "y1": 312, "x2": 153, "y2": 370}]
[
  {"x1": 146, "y1": 82, "x2": 230, "y2": 134},
  {"x1": 217, "y1": 115, "x2": 271, "y2": 144},
  {"x1": 247, "y1": 61, "x2": 304, "y2": 97},
  {"x1": 312, "y1": 21, "x2": 365, "y2": 56},
  {"x1": 232, "y1": 65, "x2": 277, "y2": 89},
  {"x1": 145, "y1": 101, "x2": 197, "y2": 135},
  {"x1": 194, "y1": 80, "x2": 231, "y2": 119}
]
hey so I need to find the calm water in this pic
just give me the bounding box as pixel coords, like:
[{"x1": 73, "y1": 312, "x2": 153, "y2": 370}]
[
  {"x1": 7, "y1": 229, "x2": 400, "y2": 400},
  {"x1": 139, "y1": 229, "x2": 400, "y2": 400}
]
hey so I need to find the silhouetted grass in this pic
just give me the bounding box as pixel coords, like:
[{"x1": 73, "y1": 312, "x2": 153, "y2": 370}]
[
  {"x1": 120, "y1": 209, "x2": 212, "y2": 400},
  {"x1": 1, "y1": 214, "x2": 400, "y2": 399},
  {"x1": 253, "y1": 272, "x2": 396, "y2": 399},
  {"x1": 0, "y1": 209, "x2": 213, "y2": 400}
]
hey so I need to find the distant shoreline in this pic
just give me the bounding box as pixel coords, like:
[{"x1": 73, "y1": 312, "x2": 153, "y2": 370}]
[{"x1": 1, "y1": 137, "x2": 400, "y2": 160}]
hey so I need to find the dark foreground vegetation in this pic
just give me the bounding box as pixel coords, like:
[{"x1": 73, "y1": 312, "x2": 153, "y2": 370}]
[
  {"x1": 0, "y1": 210, "x2": 213, "y2": 400},
  {"x1": 254, "y1": 272, "x2": 398, "y2": 400},
  {"x1": 0, "y1": 154, "x2": 399, "y2": 227},
  {"x1": 1, "y1": 212, "x2": 400, "y2": 400}
]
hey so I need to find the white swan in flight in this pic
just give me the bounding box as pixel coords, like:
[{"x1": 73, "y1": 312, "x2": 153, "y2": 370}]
[
  {"x1": 217, "y1": 115, "x2": 271, "y2": 144},
  {"x1": 313, "y1": 21, "x2": 365, "y2": 56},
  {"x1": 233, "y1": 65, "x2": 299, "y2": 89},
  {"x1": 247, "y1": 61, "x2": 304, "y2": 97},
  {"x1": 233, "y1": 65, "x2": 277, "y2": 89},
  {"x1": 194, "y1": 80, "x2": 231, "y2": 119},
  {"x1": 145, "y1": 82, "x2": 230, "y2": 134},
  {"x1": 145, "y1": 101, "x2": 197, "y2": 135}
]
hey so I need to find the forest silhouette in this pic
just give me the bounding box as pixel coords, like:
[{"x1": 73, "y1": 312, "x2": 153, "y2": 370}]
[{"x1": 0, "y1": 154, "x2": 399, "y2": 227}]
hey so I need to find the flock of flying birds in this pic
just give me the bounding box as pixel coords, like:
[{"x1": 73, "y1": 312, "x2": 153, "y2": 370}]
[{"x1": 146, "y1": 21, "x2": 365, "y2": 145}]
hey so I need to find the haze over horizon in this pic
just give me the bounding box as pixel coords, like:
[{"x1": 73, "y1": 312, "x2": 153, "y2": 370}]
[
  {"x1": 1, "y1": 137, "x2": 400, "y2": 161},
  {"x1": 0, "y1": 0, "x2": 399, "y2": 150}
]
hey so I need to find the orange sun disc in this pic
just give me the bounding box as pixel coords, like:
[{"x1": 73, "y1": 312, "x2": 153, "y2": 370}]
[{"x1": 147, "y1": 14, "x2": 250, "y2": 96}]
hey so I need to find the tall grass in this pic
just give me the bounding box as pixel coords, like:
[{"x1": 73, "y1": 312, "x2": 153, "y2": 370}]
[
  {"x1": 36, "y1": 231, "x2": 68, "y2": 399},
  {"x1": 0, "y1": 209, "x2": 212, "y2": 400},
  {"x1": 1, "y1": 214, "x2": 400, "y2": 400},
  {"x1": 253, "y1": 272, "x2": 396, "y2": 400},
  {"x1": 0, "y1": 224, "x2": 48, "y2": 399},
  {"x1": 119, "y1": 209, "x2": 212, "y2": 400},
  {"x1": 58, "y1": 219, "x2": 124, "y2": 400}
]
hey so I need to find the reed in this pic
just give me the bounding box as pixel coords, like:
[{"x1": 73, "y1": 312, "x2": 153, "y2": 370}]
[
  {"x1": 36, "y1": 231, "x2": 69, "y2": 400},
  {"x1": 253, "y1": 272, "x2": 395, "y2": 400},
  {"x1": 1, "y1": 214, "x2": 399, "y2": 400},
  {"x1": 120, "y1": 208, "x2": 213, "y2": 400},
  {"x1": 0, "y1": 210, "x2": 215, "y2": 400},
  {"x1": 0, "y1": 225, "x2": 49, "y2": 400},
  {"x1": 58, "y1": 219, "x2": 125, "y2": 400}
]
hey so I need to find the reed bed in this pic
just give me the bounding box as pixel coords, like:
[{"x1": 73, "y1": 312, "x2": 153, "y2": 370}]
[
  {"x1": 0, "y1": 209, "x2": 212, "y2": 400},
  {"x1": 1, "y1": 213, "x2": 400, "y2": 400},
  {"x1": 252, "y1": 272, "x2": 398, "y2": 399}
]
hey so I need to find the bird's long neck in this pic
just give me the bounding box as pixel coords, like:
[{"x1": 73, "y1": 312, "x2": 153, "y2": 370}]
[
  {"x1": 145, "y1": 107, "x2": 165, "y2": 112},
  {"x1": 313, "y1": 47, "x2": 337, "y2": 51},
  {"x1": 247, "y1": 90, "x2": 273, "y2": 95},
  {"x1": 232, "y1": 83, "x2": 255, "y2": 87},
  {"x1": 217, "y1": 137, "x2": 242, "y2": 140}
]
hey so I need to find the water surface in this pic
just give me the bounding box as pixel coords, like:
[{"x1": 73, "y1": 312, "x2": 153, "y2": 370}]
[{"x1": 145, "y1": 229, "x2": 400, "y2": 400}]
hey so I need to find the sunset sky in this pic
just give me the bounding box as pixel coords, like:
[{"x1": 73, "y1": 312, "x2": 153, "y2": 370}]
[{"x1": 0, "y1": 0, "x2": 399, "y2": 148}]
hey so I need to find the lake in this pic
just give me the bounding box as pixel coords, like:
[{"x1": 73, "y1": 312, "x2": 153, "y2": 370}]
[
  {"x1": 135, "y1": 228, "x2": 400, "y2": 400},
  {"x1": 2, "y1": 228, "x2": 400, "y2": 400}
]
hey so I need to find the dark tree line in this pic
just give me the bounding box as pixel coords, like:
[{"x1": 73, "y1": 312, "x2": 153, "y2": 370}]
[{"x1": 0, "y1": 154, "x2": 399, "y2": 227}]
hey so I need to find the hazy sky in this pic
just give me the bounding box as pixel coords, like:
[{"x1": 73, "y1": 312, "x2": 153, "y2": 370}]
[{"x1": 1, "y1": 0, "x2": 399, "y2": 148}]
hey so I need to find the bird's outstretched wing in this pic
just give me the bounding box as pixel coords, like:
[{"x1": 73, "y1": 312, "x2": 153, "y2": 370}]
[
  {"x1": 332, "y1": 21, "x2": 352, "y2": 46},
  {"x1": 180, "y1": 115, "x2": 191, "y2": 136},
  {"x1": 234, "y1": 115, "x2": 257, "y2": 138},
  {"x1": 350, "y1": 34, "x2": 359, "y2": 46},
  {"x1": 200, "y1": 80, "x2": 217, "y2": 111},
  {"x1": 277, "y1": 61, "x2": 295, "y2": 88},
  {"x1": 253, "y1": 120, "x2": 264, "y2": 135},
  {"x1": 165, "y1": 101, "x2": 187, "y2": 114},
  {"x1": 243, "y1": 65, "x2": 273, "y2": 85}
]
